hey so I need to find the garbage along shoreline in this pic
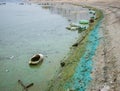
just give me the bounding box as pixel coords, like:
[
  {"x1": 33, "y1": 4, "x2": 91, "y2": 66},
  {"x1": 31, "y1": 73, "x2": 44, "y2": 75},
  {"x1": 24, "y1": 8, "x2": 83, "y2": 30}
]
[
  {"x1": 28, "y1": 0, "x2": 120, "y2": 91},
  {"x1": 47, "y1": 3, "x2": 103, "y2": 91}
]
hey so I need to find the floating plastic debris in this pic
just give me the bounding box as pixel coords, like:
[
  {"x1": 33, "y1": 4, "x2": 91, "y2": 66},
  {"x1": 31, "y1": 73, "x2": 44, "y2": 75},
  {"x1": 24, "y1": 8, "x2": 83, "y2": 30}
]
[{"x1": 79, "y1": 20, "x2": 89, "y2": 24}]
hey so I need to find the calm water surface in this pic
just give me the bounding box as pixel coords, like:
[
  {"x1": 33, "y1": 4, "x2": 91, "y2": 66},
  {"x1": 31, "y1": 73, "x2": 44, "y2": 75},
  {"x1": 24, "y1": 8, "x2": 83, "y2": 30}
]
[{"x1": 0, "y1": 2, "x2": 90, "y2": 91}]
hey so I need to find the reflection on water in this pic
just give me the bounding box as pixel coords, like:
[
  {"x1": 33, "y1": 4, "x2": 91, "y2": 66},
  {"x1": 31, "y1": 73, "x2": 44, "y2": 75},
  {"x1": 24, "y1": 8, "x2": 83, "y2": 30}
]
[
  {"x1": 0, "y1": 2, "x2": 90, "y2": 91},
  {"x1": 48, "y1": 3, "x2": 90, "y2": 23}
]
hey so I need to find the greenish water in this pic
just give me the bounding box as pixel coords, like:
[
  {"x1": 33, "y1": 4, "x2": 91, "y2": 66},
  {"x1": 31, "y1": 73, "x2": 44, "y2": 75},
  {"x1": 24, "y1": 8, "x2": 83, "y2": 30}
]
[{"x1": 0, "y1": 2, "x2": 90, "y2": 91}]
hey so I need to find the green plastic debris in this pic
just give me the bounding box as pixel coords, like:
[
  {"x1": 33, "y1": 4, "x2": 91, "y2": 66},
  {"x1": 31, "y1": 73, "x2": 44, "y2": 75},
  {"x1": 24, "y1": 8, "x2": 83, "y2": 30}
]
[
  {"x1": 70, "y1": 23, "x2": 81, "y2": 27},
  {"x1": 78, "y1": 26, "x2": 87, "y2": 31},
  {"x1": 79, "y1": 20, "x2": 89, "y2": 24},
  {"x1": 90, "y1": 16, "x2": 95, "y2": 19}
]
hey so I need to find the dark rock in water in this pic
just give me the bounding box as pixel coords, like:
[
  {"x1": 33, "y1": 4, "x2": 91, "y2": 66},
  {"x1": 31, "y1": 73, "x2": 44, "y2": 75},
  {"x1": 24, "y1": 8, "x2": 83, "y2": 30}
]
[
  {"x1": 60, "y1": 62, "x2": 65, "y2": 67},
  {"x1": 72, "y1": 42, "x2": 79, "y2": 47}
]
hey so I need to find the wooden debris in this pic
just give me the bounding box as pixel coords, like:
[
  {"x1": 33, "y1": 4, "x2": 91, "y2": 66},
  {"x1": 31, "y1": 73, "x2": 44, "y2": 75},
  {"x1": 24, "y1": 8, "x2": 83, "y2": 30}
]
[
  {"x1": 26, "y1": 83, "x2": 34, "y2": 88},
  {"x1": 18, "y1": 80, "x2": 34, "y2": 91},
  {"x1": 18, "y1": 80, "x2": 27, "y2": 91}
]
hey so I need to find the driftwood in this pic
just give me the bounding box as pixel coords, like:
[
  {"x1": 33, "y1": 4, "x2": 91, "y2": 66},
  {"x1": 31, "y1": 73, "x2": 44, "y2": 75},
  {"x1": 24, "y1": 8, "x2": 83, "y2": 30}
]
[
  {"x1": 26, "y1": 83, "x2": 34, "y2": 88},
  {"x1": 18, "y1": 80, "x2": 34, "y2": 91}
]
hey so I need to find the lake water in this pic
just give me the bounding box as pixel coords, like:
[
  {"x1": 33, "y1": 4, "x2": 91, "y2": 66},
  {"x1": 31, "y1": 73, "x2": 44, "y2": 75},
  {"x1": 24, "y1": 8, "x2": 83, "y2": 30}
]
[{"x1": 0, "y1": 1, "x2": 90, "y2": 91}]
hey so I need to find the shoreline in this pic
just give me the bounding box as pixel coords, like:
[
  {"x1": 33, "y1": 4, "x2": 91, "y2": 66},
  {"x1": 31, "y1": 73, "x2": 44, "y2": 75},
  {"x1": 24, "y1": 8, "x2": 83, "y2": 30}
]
[
  {"x1": 28, "y1": 0, "x2": 120, "y2": 91},
  {"x1": 85, "y1": 1, "x2": 120, "y2": 91},
  {"x1": 47, "y1": 3, "x2": 103, "y2": 91},
  {"x1": 45, "y1": 0, "x2": 120, "y2": 90}
]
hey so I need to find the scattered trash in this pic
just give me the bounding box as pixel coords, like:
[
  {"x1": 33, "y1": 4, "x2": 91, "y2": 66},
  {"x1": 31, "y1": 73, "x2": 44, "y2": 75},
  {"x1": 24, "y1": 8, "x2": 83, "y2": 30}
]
[
  {"x1": 70, "y1": 23, "x2": 80, "y2": 27},
  {"x1": 89, "y1": 10, "x2": 96, "y2": 15},
  {"x1": 66, "y1": 10, "x2": 96, "y2": 32},
  {"x1": 78, "y1": 26, "x2": 87, "y2": 31},
  {"x1": 71, "y1": 27, "x2": 78, "y2": 30},
  {"x1": 29, "y1": 54, "x2": 44, "y2": 65},
  {"x1": 66, "y1": 22, "x2": 89, "y2": 32}
]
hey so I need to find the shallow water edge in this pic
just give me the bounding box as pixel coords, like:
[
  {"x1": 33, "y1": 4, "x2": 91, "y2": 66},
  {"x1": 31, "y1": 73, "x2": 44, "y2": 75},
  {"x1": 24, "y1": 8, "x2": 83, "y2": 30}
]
[{"x1": 48, "y1": 4, "x2": 103, "y2": 91}]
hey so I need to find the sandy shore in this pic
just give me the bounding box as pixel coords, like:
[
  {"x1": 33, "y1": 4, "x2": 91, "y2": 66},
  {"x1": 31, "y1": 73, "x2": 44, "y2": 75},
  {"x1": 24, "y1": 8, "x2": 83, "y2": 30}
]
[
  {"x1": 78, "y1": 0, "x2": 120, "y2": 91},
  {"x1": 29, "y1": 0, "x2": 120, "y2": 90},
  {"x1": 69, "y1": 0, "x2": 120, "y2": 91}
]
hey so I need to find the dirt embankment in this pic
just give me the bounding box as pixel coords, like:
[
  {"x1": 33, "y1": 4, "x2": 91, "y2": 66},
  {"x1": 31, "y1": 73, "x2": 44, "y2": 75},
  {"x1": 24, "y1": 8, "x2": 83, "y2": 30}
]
[{"x1": 83, "y1": 0, "x2": 120, "y2": 91}]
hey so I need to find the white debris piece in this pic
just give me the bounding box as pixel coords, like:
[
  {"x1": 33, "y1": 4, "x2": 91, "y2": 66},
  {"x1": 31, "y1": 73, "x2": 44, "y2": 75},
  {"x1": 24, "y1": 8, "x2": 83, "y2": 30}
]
[
  {"x1": 101, "y1": 85, "x2": 110, "y2": 91},
  {"x1": 10, "y1": 56, "x2": 14, "y2": 59}
]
